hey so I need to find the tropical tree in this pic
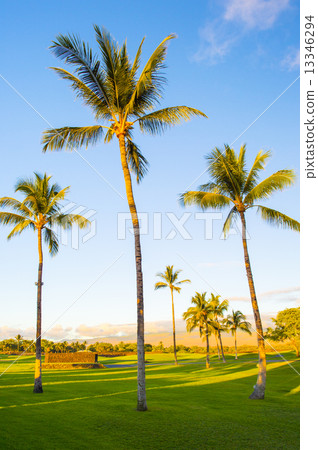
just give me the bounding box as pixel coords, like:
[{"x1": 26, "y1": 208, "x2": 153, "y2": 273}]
[
  {"x1": 182, "y1": 145, "x2": 300, "y2": 399},
  {"x1": 155, "y1": 265, "x2": 190, "y2": 365},
  {"x1": 209, "y1": 294, "x2": 229, "y2": 363},
  {"x1": 15, "y1": 334, "x2": 23, "y2": 353},
  {"x1": 0, "y1": 173, "x2": 89, "y2": 393},
  {"x1": 41, "y1": 26, "x2": 206, "y2": 411},
  {"x1": 265, "y1": 307, "x2": 300, "y2": 357},
  {"x1": 226, "y1": 310, "x2": 252, "y2": 359},
  {"x1": 183, "y1": 292, "x2": 215, "y2": 368}
]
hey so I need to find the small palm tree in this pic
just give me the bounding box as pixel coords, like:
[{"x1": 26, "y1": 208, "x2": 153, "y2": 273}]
[
  {"x1": 155, "y1": 265, "x2": 190, "y2": 365},
  {"x1": 183, "y1": 292, "x2": 215, "y2": 368},
  {"x1": 209, "y1": 294, "x2": 229, "y2": 363},
  {"x1": 226, "y1": 310, "x2": 252, "y2": 359},
  {"x1": 42, "y1": 26, "x2": 206, "y2": 411},
  {"x1": 182, "y1": 145, "x2": 300, "y2": 399},
  {"x1": 0, "y1": 173, "x2": 89, "y2": 393},
  {"x1": 15, "y1": 334, "x2": 23, "y2": 352}
]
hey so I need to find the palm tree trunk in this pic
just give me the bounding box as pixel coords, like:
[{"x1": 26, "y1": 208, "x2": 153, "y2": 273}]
[
  {"x1": 235, "y1": 329, "x2": 238, "y2": 360},
  {"x1": 205, "y1": 325, "x2": 210, "y2": 369},
  {"x1": 240, "y1": 211, "x2": 266, "y2": 399},
  {"x1": 218, "y1": 329, "x2": 226, "y2": 363},
  {"x1": 215, "y1": 333, "x2": 220, "y2": 360},
  {"x1": 170, "y1": 288, "x2": 178, "y2": 365},
  {"x1": 118, "y1": 134, "x2": 147, "y2": 411},
  {"x1": 34, "y1": 227, "x2": 43, "y2": 393}
]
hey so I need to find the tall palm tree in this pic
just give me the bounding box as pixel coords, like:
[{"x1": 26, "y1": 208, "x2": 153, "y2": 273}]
[
  {"x1": 183, "y1": 292, "x2": 216, "y2": 368},
  {"x1": 42, "y1": 26, "x2": 206, "y2": 411},
  {"x1": 209, "y1": 294, "x2": 229, "y2": 363},
  {"x1": 154, "y1": 265, "x2": 190, "y2": 365},
  {"x1": 182, "y1": 145, "x2": 300, "y2": 399},
  {"x1": 15, "y1": 334, "x2": 23, "y2": 352},
  {"x1": 226, "y1": 310, "x2": 252, "y2": 359},
  {"x1": 0, "y1": 173, "x2": 89, "y2": 393}
]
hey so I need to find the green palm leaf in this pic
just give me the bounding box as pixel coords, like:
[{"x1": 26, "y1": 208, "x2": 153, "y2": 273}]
[
  {"x1": 137, "y1": 106, "x2": 207, "y2": 134},
  {"x1": 255, "y1": 205, "x2": 300, "y2": 231},
  {"x1": 42, "y1": 126, "x2": 104, "y2": 152},
  {"x1": 244, "y1": 170, "x2": 296, "y2": 204}
]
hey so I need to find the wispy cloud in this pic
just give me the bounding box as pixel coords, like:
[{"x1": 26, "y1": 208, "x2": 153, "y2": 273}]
[
  {"x1": 224, "y1": 0, "x2": 290, "y2": 30},
  {"x1": 194, "y1": 0, "x2": 291, "y2": 65},
  {"x1": 282, "y1": 48, "x2": 300, "y2": 71},
  {"x1": 193, "y1": 21, "x2": 239, "y2": 64},
  {"x1": 230, "y1": 286, "x2": 299, "y2": 302}
]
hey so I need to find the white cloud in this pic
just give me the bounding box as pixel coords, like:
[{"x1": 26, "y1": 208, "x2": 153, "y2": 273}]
[
  {"x1": 224, "y1": 0, "x2": 290, "y2": 30},
  {"x1": 193, "y1": 21, "x2": 238, "y2": 64},
  {"x1": 282, "y1": 48, "x2": 300, "y2": 71},
  {"x1": 44, "y1": 325, "x2": 73, "y2": 341},
  {"x1": 230, "y1": 286, "x2": 299, "y2": 302},
  {"x1": 74, "y1": 319, "x2": 186, "y2": 339},
  {"x1": 194, "y1": 0, "x2": 291, "y2": 64}
]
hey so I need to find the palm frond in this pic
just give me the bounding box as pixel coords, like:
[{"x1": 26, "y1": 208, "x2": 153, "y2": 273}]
[
  {"x1": 222, "y1": 206, "x2": 238, "y2": 237},
  {"x1": 46, "y1": 187, "x2": 70, "y2": 215},
  {"x1": 42, "y1": 126, "x2": 104, "y2": 152},
  {"x1": 244, "y1": 170, "x2": 296, "y2": 204},
  {"x1": 243, "y1": 150, "x2": 271, "y2": 194},
  {"x1": 207, "y1": 147, "x2": 243, "y2": 199},
  {"x1": 126, "y1": 138, "x2": 149, "y2": 183},
  {"x1": 0, "y1": 212, "x2": 30, "y2": 227},
  {"x1": 126, "y1": 34, "x2": 176, "y2": 115},
  {"x1": 255, "y1": 205, "x2": 300, "y2": 231},
  {"x1": 7, "y1": 220, "x2": 35, "y2": 240},
  {"x1": 0, "y1": 197, "x2": 33, "y2": 218},
  {"x1": 51, "y1": 213, "x2": 90, "y2": 230},
  {"x1": 154, "y1": 282, "x2": 168, "y2": 290},
  {"x1": 50, "y1": 33, "x2": 111, "y2": 108},
  {"x1": 181, "y1": 190, "x2": 232, "y2": 209},
  {"x1": 137, "y1": 106, "x2": 207, "y2": 135},
  {"x1": 44, "y1": 227, "x2": 59, "y2": 256},
  {"x1": 51, "y1": 67, "x2": 111, "y2": 120}
]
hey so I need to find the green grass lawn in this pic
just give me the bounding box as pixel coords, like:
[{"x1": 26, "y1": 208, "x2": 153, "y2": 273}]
[{"x1": 0, "y1": 352, "x2": 299, "y2": 449}]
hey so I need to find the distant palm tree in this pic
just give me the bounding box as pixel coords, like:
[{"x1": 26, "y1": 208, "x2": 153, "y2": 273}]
[
  {"x1": 226, "y1": 310, "x2": 252, "y2": 359},
  {"x1": 155, "y1": 265, "x2": 190, "y2": 365},
  {"x1": 15, "y1": 334, "x2": 23, "y2": 353},
  {"x1": 183, "y1": 292, "x2": 215, "y2": 368},
  {"x1": 0, "y1": 173, "x2": 89, "y2": 393},
  {"x1": 209, "y1": 294, "x2": 229, "y2": 363},
  {"x1": 182, "y1": 145, "x2": 299, "y2": 399},
  {"x1": 42, "y1": 26, "x2": 206, "y2": 411}
]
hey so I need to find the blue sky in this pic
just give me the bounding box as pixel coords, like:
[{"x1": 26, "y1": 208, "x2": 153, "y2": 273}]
[{"x1": 0, "y1": 0, "x2": 299, "y2": 342}]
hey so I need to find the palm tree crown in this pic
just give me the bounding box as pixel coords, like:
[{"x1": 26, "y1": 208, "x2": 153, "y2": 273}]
[
  {"x1": 0, "y1": 172, "x2": 89, "y2": 253},
  {"x1": 183, "y1": 293, "x2": 214, "y2": 336},
  {"x1": 226, "y1": 310, "x2": 252, "y2": 336},
  {"x1": 42, "y1": 26, "x2": 207, "y2": 181},
  {"x1": 181, "y1": 145, "x2": 299, "y2": 235},
  {"x1": 155, "y1": 265, "x2": 190, "y2": 293}
]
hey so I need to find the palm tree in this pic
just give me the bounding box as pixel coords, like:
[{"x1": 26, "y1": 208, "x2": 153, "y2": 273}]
[
  {"x1": 15, "y1": 334, "x2": 23, "y2": 352},
  {"x1": 226, "y1": 310, "x2": 252, "y2": 359},
  {"x1": 154, "y1": 265, "x2": 190, "y2": 365},
  {"x1": 182, "y1": 145, "x2": 300, "y2": 399},
  {"x1": 209, "y1": 294, "x2": 229, "y2": 363},
  {"x1": 42, "y1": 26, "x2": 206, "y2": 411},
  {"x1": 0, "y1": 173, "x2": 89, "y2": 393},
  {"x1": 183, "y1": 292, "x2": 215, "y2": 368}
]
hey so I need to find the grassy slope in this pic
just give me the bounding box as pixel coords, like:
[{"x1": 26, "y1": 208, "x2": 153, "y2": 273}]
[{"x1": 0, "y1": 353, "x2": 299, "y2": 449}]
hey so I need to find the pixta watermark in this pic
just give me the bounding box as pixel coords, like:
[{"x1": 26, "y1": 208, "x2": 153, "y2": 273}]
[
  {"x1": 117, "y1": 212, "x2": 250, "y2": 240},
  {"x1": 53, "y1": 202, "x2": 97, "y2": 250}
]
